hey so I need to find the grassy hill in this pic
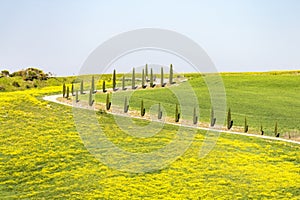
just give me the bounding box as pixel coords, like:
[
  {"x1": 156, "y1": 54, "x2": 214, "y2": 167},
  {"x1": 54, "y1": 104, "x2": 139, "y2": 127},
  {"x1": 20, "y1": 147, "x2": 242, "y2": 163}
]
[
  {"x1": 76, "y1": 71, "x2": 300, "y2": 138},
  {"x1": 0, "y1": 71, "x2": 300, "y2": 199}
]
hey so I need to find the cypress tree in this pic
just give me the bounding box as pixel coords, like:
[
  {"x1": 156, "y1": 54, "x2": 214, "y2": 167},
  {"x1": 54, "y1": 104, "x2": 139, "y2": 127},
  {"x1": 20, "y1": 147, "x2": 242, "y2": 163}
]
[
  {"x1": 227, "y1": 108, "x2": 233, "y2": 130},
  {"x1": 275, "y1": 122, "x2": 280, "y2": 137},
  {"x1": 145, "y1": 64, "x2": 148, "y2": 82},
  {"x1": 142, "y1": 69, "x2": 146, "y2": 88},
  {"x1": 75, "y1": 90, "x2": 79, "y2": 103},
  {"x1": 132, "y1": 68, "x2": 136, "y2": 89},
  {"x1": 193, "y1": 107, "x2": 198, "y2": 125},
  {"x1": 66, "y1": 86, "x2": 69, "y2": 99},
  {"x1": 122, "y1": 75, "x2": 127, "y2": 90},
  {"x1": 141, "y1": 100, "x2": 145, "y2": 116},
  {"x1": 88, "y1": 88, "x2": 94, "y2": 106},
  {"x1": 102, "y1": 80, "x2": 107, "y2": 93},
  {"x1": 124, "y1": 96, "x2": 129, "y2": 113},
  {"x1": 91, "y1": 76, "x2": 95, "y2": 94},
  {"x1": 62, "y1": 83, "x2": 66, "y2": 98},
  {"x1": 175, "y1": 104, "x2": 180, "y2": 122},
  {"x1": 261, "y1": 125, "x2": 264, "y2": 135},
  {"x1": 112, "y1": 69, "x2": 117, "y2": 91},
  {"x1": 161, "y1": 67, "x2": 166, "y2": 87},
  {"x1": 244, "y1": 116, "x2": 249, "y2": 133},
  {"x1": 106, "y1": 93, "x2": 111, "y2": 110},
  {"x1": 158, "y1": 103, "x2": 162, "y2": 119},
  {"x1": 71, "y1": 83, "x2": 74, "y2": 96},
  {"x1": 210, "y1": 107, "x2": 216, "y2": 127},
  {"x1": 169, "y1": 64, "x2": 173, "y2": 84},
  {"x1": 150, "y1": 68, "x2": 155, "y2": 88},
  {"x1": 80, "y1": 80, "x2": 84, "y2": 94}
]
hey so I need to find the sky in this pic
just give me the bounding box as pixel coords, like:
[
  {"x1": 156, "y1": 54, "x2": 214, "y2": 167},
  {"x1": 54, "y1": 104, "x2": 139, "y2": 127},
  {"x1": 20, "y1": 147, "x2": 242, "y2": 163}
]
[{"x1": 0, "y1": 0, "x2": 300, "y2": 76}]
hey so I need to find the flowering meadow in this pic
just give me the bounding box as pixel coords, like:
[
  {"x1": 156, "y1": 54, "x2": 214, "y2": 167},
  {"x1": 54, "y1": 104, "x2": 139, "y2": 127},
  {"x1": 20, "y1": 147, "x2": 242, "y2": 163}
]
[{"x1": 0, "y1": 84, "x2": 300, "y2": 199}]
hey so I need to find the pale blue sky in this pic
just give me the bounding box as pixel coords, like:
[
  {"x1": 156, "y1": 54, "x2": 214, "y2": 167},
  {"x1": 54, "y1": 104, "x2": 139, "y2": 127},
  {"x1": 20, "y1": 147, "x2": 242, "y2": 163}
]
[{"x1": 0, "y1": 0, "x2": 300, "y2": 75}]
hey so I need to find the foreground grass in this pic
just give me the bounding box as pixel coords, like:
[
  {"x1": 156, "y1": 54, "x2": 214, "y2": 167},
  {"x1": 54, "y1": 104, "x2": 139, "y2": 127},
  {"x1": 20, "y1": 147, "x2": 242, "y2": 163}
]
[{"x1": 0, "y1": 87, "x2": 300, "y2": 199}]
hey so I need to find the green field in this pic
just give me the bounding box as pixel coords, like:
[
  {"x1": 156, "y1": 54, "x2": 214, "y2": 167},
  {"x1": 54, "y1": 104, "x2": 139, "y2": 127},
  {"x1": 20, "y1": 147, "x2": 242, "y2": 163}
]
[
  {"x1": 1, "y1": 71, "x2": 300, "y2": 199},
  {"x1": 84, "y1": 71, "x2": 300, "y2": 138}
]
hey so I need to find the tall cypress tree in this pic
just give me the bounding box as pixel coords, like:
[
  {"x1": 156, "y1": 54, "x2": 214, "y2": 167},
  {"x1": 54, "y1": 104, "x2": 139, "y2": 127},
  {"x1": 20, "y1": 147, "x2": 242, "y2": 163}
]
[
  {"x1": 227, "y1": 108, "x2": 233, "y2": 130},
  {"x1": 112, "y1": 69, "x2": 117, "y2": 91},
  {"x1": 80, "y1": 80, "x2": 84, "y2": 94},
  {"x1": 150, "y1": 68, "x2": 155, "y2": 88},
  {"x1": 132, "y1": 68, "x2": 136, "y2": 89},
  {"x1": 66, "y1": 86, "x2": 69, "y2": 99},
  {"x1": 62, "y1": 83, "x2": 66, "y2": 97},
  {"x1": 145, "y1": 64, "x2": 148, "y2": 82},
  {"x1": 210, "y1": 107, "x2": 216, "y2": 127},
  {"x1": 169, "y1": 64, "x2": 173, "y2": 84},
  {"x1": 142, "y1": 69, "x2": 146, "y2": 88},
  {"x1": 161, "y1": 67, "x2": 165, "y2": 87}
]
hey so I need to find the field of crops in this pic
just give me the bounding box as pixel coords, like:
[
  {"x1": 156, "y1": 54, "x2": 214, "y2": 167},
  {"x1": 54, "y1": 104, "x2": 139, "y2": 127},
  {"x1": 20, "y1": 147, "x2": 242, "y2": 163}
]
[{"x1": 1, "y1": 72, "x2": 300, "y2": 199}]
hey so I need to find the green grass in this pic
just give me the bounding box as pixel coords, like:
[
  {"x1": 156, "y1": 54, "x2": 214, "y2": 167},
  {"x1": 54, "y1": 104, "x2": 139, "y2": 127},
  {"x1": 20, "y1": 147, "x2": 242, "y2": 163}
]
[
  {"x1": 0, "y1": 87, "x2": 299, "y2": 199},
  {"x1": 79, "y1": 71, "x2": 300, "y2": 138}
]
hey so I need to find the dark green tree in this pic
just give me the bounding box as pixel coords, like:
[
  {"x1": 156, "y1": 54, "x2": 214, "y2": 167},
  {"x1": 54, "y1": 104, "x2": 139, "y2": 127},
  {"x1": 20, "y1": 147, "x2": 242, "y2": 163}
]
[
  {"x1": 75, "y1": 90, "x2": 79, "y2": 103},
  {"x1": 145, "y1": 64, "x2": 149, "y2": 82},
  {"x1": 210, "y1": 107, "x2": 216, "y2": 127},
  {"x1": 158, "y1": 103, "x2": 162, "y2": 119},
  {"x1": 132, "y1": 68, "x2": 136, "y2": 89},
  {"x1": 175, "y1": 104, "x2": 180, "y2": 122},
  {"x1": 227, "y1": 108, "x2": 233, "y2": 130},
  {"x1": 89, "y1": 89, "x2": 94, "y2": 106},
  {"x1": 261, "y1": 125, "x2": 264, "y2": 135},
  {"x1": 122, "y1": 75, "x2": 127, "y2": 90},
  {"x1": 169, "y1": 64, "x2": 174, "y2": 84},
  {"x1": 80, "y1": 80, "x2": 84, "y2": 94},
  {"x1": 91, "y1": 76, "x2": 95, "y2": 93},
  {"x1": 66, "y1": 86, "x2": 69, "y2": 99},
  {"x1": 244, "y1": 116, "x2": 249, "y2": 133},
  {"x1": 141, "y1": 100, "x2": 145, "y2": 116},
  {"x1": 71, "y1": 83, "x2": 74, "y2": 96},
  {"x1": 112, "y1": 69, "x2": 117, "y2": 91},
  {"x1": 193, "y1": 107, "x2": 198, "y2": 125},
  {"x1": 142, "y1": 69, "x2": 146, "y2": 88},
  {"x1": 102, "y1": 80, "x2": 107, "y2": 93},
  {"x1": 63, "y1": 83, "x2": 66, "y2": 98},
  {"x1": 106, "y1": 93, "x2": 111, "y2": 110},
  {"x1": 275, "y1": 122, "x2": 280, "y2": 137},
  {"x1": 150, "y1": 68, "x2": 156, "y2": 88},
  {"x1": 124, "y1": 96, "x2": 129, "y2": 113},
  {"x1": 161, "y1": 67, "x2": 166, "y2": 87}
]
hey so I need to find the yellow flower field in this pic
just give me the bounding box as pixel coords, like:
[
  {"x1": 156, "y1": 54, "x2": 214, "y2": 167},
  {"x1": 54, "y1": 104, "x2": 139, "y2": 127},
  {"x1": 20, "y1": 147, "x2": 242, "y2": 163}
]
[{"x1": 0, "y1": 87, "x2": 299, "y2": 199}]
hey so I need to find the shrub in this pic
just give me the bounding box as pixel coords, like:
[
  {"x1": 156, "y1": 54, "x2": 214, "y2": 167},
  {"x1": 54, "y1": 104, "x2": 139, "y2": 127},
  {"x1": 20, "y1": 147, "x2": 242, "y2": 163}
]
[{"x1": 12, "y1": 81, "x2": 20, "y2": 87}]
